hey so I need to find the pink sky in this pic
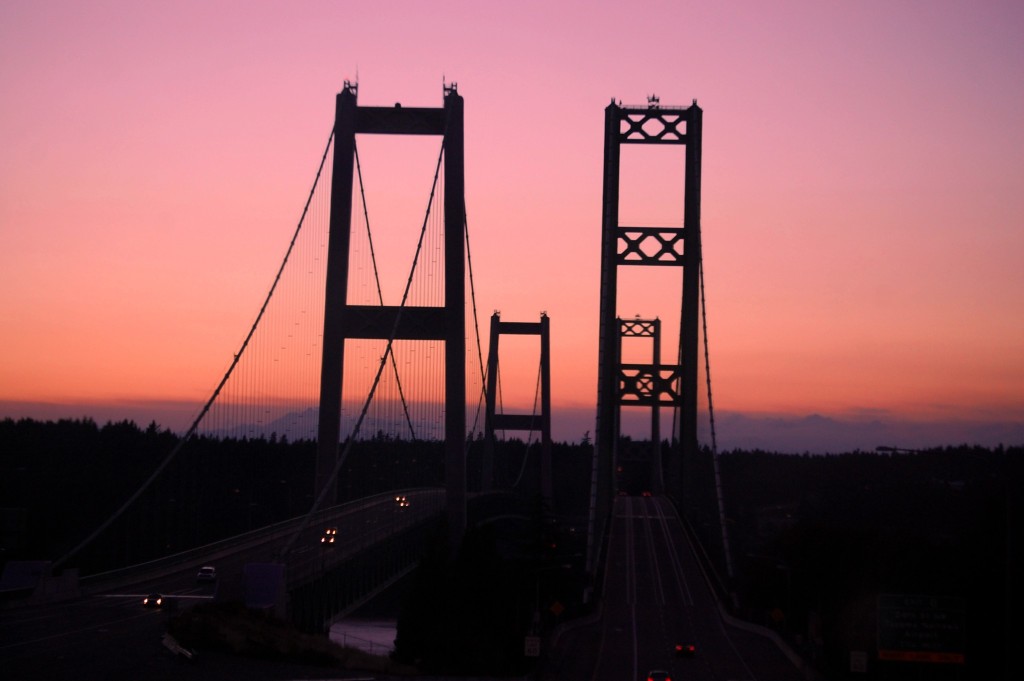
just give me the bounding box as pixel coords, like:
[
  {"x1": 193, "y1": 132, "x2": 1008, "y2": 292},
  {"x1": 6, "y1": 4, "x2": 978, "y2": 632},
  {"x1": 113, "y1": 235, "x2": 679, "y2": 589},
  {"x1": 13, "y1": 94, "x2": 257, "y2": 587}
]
[{"x1": 2, "y1": 1, "x2": 1022, "y2": 447}]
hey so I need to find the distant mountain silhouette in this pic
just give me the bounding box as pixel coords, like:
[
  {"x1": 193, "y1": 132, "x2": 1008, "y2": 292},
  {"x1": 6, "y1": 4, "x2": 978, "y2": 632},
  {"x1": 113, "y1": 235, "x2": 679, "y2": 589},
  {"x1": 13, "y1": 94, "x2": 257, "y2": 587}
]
[{"x1": 2, "y1": 399, "x2": 1020, "y2": 451}]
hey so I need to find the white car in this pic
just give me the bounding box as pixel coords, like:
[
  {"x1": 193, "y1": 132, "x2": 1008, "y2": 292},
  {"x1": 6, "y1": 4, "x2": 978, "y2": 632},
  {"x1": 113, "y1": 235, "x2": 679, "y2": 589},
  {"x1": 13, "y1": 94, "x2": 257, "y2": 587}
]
[{"x1": 196, "y1": 566, "x2": 217, "y2": 582}]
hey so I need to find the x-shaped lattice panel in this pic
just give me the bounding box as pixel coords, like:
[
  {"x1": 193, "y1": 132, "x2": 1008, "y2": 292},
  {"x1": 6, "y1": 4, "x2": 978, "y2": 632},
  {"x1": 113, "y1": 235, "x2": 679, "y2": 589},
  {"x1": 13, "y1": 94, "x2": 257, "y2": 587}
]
[
  {"x1": 618, "y1": 364, "x2": 683, "y2": 406},
  {"x1": 617, "y1": 227, "x2": 685, "y2": 265},
  {"x1": 620, "y1": 319, "x2": 657, "y2": 337},
  {"x1": 619, "y1": 111, "x2": 687, "y2": 144}
]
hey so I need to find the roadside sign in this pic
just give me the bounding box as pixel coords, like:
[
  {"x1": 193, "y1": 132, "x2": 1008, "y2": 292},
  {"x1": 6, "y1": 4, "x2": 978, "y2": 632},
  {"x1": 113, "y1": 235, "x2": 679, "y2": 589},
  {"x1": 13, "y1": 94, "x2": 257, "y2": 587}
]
[
  {"x1": 877, "y1": 594, "x2": 965, "y2": 664},
  {"x1": 524, "y1": 635, "x2": 541, "y2": 657}
]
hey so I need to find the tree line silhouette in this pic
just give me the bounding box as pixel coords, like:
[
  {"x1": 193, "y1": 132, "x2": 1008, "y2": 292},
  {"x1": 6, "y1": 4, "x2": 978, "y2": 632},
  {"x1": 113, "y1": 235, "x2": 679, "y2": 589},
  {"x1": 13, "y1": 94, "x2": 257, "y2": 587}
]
[
  {"x1": 717, "y1": 446, "x2": 1021, "y2": 679},
  {"x1": 0, "y1": 417, "x2": 589, "y2": 574},
  {"x1": 1, "y1": 417, "x2": 1018, "y2": 677}
]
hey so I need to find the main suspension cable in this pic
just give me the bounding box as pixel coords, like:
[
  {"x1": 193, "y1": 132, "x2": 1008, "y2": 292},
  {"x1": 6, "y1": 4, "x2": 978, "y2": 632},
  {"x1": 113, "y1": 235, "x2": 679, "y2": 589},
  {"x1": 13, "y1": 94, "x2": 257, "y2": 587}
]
[
  {"x1": 464, "y1": 214, "x2": 489, "y2": 442},
  {"x1": 699, "y1": 249, "x2": 718, "y2": 455},
  {"x1": 510, "y1": 356, "x2": 543, "y2": 489},
  {"x1": 699, "y1": 243, "x2": 733, "y2": 578},
  {"x1": 280, "y1": 136, "x2": 446, "y2": 558},
  {"x1": 54, "y1": 127, "x2": 336, "y2": 570}
]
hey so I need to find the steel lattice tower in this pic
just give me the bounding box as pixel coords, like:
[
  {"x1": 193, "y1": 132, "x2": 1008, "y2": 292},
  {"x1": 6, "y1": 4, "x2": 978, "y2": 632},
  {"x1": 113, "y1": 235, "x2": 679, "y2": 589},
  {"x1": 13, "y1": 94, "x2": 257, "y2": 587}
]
[{"x1": 589, "y1": 97, "x2": 702, "y2": 577}]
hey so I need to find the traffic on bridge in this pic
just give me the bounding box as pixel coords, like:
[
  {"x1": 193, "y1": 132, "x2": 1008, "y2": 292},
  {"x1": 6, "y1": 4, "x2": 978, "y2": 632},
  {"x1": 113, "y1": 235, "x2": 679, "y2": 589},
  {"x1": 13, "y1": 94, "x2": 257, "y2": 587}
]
[{"x1": 547, "y1": 494, "x2": 807, "y2": 681}]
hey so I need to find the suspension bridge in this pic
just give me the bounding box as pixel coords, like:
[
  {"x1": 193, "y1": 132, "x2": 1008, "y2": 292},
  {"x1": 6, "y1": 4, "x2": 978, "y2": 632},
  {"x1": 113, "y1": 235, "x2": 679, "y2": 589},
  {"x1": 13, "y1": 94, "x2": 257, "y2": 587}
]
[{"x1": 0, "y1": 83, "x2": 810, "y2": 681}]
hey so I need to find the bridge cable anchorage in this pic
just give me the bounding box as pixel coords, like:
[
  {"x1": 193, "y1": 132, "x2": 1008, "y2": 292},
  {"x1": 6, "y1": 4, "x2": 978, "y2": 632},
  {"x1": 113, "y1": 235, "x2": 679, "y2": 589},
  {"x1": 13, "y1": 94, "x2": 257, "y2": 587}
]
[
  {"x1": 354, "y1": 141, "x2": 417, "y2": 439},
  {"x1": 510, "y1": 355, "x2": 543, "y2": 489},
  {"x1": 464, "y1": 213, "x2": 489, "y2": 444},
  {"x1": 280, "y1": 132, "x2": 448, "y2": 559},
  {"x1": 53, "y1": 126, "x2": 337, "y2": 571}
]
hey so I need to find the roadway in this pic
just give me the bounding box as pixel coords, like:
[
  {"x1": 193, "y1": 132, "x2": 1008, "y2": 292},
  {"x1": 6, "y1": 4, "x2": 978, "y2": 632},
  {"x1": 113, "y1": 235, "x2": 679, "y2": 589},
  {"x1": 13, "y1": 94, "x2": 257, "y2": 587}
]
[
  {"x1": 2, "y1": 491, "x2": 810, "y2": 680},
  {"x1": 1, "y1": 589, "x2": 385, "y2": 681},
  {"x1": 0, "y1": 490, "x2": 444, "y2": 680},
  {"x1": 544, "y1": 494, "x2": 809, "y2": 681},
  {"x1": 1, "y1": 581, "x2": 212, "y2": 681}
]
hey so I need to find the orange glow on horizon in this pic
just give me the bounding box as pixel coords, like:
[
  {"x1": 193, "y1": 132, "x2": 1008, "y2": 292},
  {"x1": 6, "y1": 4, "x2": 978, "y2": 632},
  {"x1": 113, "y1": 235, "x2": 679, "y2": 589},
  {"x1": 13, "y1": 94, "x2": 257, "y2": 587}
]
[{"x1": 1, "y1": 3, "x2": 1022, "y2": 449}]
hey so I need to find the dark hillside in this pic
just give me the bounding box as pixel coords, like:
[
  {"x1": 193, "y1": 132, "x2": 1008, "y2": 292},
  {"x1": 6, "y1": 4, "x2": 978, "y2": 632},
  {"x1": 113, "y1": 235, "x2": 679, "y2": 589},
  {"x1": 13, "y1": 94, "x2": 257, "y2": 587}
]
[{"x1": 718, "y1": 446, "x2": 1021, "y2": 679}]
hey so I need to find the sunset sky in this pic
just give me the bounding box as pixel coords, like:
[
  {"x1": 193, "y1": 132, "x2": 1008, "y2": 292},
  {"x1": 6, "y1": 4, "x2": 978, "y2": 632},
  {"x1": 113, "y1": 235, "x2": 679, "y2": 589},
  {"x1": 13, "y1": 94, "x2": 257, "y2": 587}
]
[{"x1": 2, "y1": 1, "x2": 1022, "y2": 451}]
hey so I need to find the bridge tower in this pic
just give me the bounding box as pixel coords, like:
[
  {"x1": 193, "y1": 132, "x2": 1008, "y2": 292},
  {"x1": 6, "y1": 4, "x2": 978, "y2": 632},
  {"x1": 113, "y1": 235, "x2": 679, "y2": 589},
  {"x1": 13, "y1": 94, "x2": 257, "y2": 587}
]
[
  {"x1": 617, "y1": 316, "x2": 666, "y2": 494},
  {"x1": 315, "y1": 82, "x2": 467, "y2": 546},
  {"x1": 590, "y1": 97, "x2": 702, "y2": 573},
  {"x1": 482, "y1": 312, "x2": 552, "y2": 505}
]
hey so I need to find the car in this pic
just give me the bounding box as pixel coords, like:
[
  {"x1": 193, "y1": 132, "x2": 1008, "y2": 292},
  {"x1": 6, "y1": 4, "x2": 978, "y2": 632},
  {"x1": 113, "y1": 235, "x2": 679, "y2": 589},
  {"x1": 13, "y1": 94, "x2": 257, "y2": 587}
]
[
  {"x1": 395, "y1": 495, "x2": 410, "y2": 507},
  {"x1": 321, "y1": 527, "x2": 337, "y2": 544},
  {"x1": 142, "y1": 593, "x2": 163, "y2": 608},
  {"x1": 674, "y1": 642, "x2": 696, "y2": 657},
  {"x1": 196, "y1": 566, "x2": 217, "y2": 582},
  {"x1": 646, "y1": 671, "x2": 672, "y2": 681}
]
